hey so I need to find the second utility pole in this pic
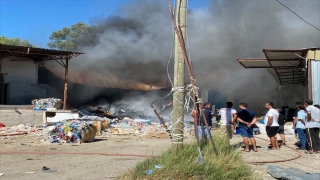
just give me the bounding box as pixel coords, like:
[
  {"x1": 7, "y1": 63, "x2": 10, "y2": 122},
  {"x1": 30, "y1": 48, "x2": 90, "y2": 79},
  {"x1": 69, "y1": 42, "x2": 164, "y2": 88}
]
[{"x1": 172, "y1": 0, "x2": 186, "y2": 151}]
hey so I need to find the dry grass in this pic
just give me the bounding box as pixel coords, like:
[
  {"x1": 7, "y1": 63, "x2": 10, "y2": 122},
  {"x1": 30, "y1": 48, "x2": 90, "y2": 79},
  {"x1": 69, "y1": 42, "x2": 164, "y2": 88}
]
[{"x1": 118, "y1": 134, "x2": 252, "y2": 180}]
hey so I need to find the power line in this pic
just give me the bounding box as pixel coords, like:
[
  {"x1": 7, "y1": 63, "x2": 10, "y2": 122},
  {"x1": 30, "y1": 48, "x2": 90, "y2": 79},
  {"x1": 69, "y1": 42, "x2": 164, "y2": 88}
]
[
  {"x1": 230, "y1": 0, "x2": 253, "y2": 56},
  {"x1": 213, "y1": 0, "x2": 233, "y2": 35},
  {"x1": 276, "y1": 0, "x2": 320, "y2": 32},
  {"x1": 225, "y1": 0, "x2": 252, "y2": 55},
  {"x1": 237, "y1": 0, "x2": 254, "y2": 54}
]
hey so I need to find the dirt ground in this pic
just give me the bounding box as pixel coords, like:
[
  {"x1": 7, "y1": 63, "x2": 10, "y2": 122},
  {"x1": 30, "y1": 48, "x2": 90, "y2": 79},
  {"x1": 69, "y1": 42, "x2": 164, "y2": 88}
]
[{"x1": 0, "y1": 132, "x2": 319, "y2": 180}]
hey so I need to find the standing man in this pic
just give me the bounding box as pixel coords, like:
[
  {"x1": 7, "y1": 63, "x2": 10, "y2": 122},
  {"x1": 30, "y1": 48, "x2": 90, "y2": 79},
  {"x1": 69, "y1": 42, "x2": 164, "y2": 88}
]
[
  {"x1": 192, "y1": 102, "x2": 213, "y2": 139},
  {"x1": 293, "y1": 102, "x2": 307, "y2": 150},
  {"x1": 285, "y1": 106, "x2": 289, "y2": 120},
  {"x1": 293, "y1": 102, "x2": 302, "y2": 141},
  {"x1": 219, "y1": 102, "x2": 237, "y2": 141},
  {"x1": 264, "y1": 102, "x2": 280, "y2": 150},
  {"x1": 304, "y1": 99, "x2": 320, "y2": 154},
  {"x1": 231, "y1": 102, "x2": 257, "y2": 152},
  {"x1": 276, "y1": 108, "x2": 286, "y2": 145}
]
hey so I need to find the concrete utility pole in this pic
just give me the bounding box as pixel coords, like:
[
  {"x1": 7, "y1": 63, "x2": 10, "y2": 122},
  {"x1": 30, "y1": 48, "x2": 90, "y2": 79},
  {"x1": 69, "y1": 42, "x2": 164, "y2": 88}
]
[{"x1": 172, "y1": 0, "x2": 187, "y2": 150}]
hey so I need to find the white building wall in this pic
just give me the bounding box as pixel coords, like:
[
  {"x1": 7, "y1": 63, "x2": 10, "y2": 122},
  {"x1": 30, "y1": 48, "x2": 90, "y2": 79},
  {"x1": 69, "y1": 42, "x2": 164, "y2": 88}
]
[{"x1": 1, "y1": 56, "x2": 38, "y2": 84}]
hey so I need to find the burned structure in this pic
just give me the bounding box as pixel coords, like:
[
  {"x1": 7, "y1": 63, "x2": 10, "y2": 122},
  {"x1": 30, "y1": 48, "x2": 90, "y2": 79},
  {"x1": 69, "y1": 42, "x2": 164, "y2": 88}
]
[
  {"x1": 0, "y1": 44, "x2": 83, "y2": 109},
  {"x1": 237, "y1": 48, "x2": 320, "y2": 105}
]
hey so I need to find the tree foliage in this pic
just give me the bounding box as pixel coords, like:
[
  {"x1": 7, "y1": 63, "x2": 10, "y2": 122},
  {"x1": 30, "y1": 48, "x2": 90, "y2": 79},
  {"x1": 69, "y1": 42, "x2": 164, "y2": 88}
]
[
  {"x1": 47, "y1": 22, "x2": 96, "y2": 51},
  {"x1": 0, "y1": 36, "x2": 33, "y2": 47}
]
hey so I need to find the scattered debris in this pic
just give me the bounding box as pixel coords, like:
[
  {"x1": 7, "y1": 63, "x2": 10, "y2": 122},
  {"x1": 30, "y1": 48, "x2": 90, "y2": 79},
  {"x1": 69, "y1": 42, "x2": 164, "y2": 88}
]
[
  {"x1": 146, "y1": 170, "x2": 153, "y2": 175},
  {"x1": 267, "y1": 165, "x2": 320, "y2": 180},
  {"x1": 32, "y1": 98, "x2": 63, "y2": 110},
  {"x1": 14, "y1": 107, "x2": 22, "y2": 115},
  {"x1": 42, "y1": 166, "x2": 57, "y2": 173},
  {"x1": 25, "y1": 172, "x2": 36, "y2": 174}
]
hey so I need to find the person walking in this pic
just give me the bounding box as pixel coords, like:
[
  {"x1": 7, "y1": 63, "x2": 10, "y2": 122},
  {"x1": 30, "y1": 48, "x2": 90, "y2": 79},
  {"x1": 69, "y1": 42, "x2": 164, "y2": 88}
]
[
  {"x1": 304, "y1": 99, "x2": 320, "y2": 154},
  {"x1": 264, "y1": 102, "x2": 279, "y2": 150},
  {"x1": 293, "y1": 102, "x2": 307, "y2": 150},
  {"x1": 276, "y1": 108, "x2": 286, "y2": 145},
  {"x1": 231, "y1": 102, "x2": 257, "y2": 152}
]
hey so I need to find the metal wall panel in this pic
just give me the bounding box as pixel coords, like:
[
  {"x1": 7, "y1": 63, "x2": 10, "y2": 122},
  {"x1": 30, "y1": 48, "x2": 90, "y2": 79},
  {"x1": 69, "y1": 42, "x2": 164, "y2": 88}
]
[
  {"x1": 1, "y1": 56, "x2": 38, "y2": 84},
  {"x1": 312, "y1": 60, "x2": 320, "y2": 104},
  {"x1": 6, "y1": 83, "x2": 47, "y2": 105}
]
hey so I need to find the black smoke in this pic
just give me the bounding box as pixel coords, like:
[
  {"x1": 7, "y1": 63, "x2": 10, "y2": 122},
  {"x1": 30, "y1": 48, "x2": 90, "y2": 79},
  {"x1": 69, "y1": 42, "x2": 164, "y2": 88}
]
[{"x1": 43, "y1": 0, "x2": 320, "y2": 110}]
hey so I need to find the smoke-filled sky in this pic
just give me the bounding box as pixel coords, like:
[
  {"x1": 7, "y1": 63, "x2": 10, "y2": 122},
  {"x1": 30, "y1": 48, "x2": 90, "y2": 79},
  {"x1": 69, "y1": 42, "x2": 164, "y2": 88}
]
[
  {"x1": 57, "y1": 0, "x2": 320, "y2": 90},
  {"x1": 3, "y1": 0, "x2": 320, "y2": 108}
]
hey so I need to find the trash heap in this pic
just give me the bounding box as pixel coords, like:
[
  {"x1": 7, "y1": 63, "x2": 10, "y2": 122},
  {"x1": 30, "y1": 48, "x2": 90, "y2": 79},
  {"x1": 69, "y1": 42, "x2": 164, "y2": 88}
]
[
  {"x1": 47, "y1": 120, "x2": 97, "y2": 143},
  {"x1": 31, "y1": 98, "x2": 63, "y2": 110}
]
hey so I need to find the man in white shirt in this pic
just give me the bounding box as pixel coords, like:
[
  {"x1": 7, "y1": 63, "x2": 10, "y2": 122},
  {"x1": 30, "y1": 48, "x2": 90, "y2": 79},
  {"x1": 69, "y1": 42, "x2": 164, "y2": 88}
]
[
  {"x1": 304, "y1": 99, "x2": 320, "y2": 154},
  {"x1": 219, "y1": 102, "x2": 237, "y2": 141},
  {"x1": 264, "y1": 102, "x2": 279, "y2": 150}
]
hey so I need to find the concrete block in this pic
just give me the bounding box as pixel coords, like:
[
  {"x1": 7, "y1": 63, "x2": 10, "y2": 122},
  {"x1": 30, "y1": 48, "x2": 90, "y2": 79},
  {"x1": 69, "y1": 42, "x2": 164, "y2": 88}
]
[{"x1": 0, "y1": 109, "x2": 44, "y2": 126}]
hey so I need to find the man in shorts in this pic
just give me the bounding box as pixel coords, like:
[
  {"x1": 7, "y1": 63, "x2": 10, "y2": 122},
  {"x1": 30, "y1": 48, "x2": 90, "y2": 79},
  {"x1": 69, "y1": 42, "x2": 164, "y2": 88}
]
[
  {"x1": 264, "y1": 102, "x2": 280, "y2": 150},
  {"x1": 276, "y1": 108, "x2": 286, "y2": 145},
  {"x1": 231, "y1": 102, "x2": 257, "y2": 152},
  {"x1": 219, "y1": 102, "x2": 237, "y2": 142}
]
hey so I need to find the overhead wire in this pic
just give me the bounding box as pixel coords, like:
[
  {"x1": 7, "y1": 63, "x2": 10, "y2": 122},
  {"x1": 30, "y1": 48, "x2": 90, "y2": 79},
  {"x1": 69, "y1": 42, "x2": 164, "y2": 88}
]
[
  {"x1": 230, "y1": 0, "x2": 253, "y2": 56},
  {"x1": 236, "y1": 0, "x2": 255, "y2": 56},
  {"x1": 275, "y1": 0, "x2": 320, "y2": 32},
  {"x1": 225, "y1": 0, "x2": 252, "y2": 56},
  {"x1": 150, "y1": 0, "x2": 177, "y2": 108},
  {"x1": 213, "y1": 0, "x2": 233, "y2": 35},
  {"x1": 213, "y1": 0, "x2": 247, "y2": 57}
]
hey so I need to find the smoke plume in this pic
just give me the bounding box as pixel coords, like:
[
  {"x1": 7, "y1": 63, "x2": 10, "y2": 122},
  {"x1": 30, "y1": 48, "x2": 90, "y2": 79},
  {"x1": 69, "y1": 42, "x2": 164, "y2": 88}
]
[{"x1": 45, "y1": 0, "x2": 320, "y2": 110}]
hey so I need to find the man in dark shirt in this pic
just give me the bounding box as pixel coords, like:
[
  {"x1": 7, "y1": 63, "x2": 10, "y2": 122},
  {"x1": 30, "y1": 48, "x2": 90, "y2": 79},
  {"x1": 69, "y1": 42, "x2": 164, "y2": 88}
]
[
  {"x1": 231, "y1": 102, "x2": 257, "y2": 152},
  {"x1": 276, "y1": 108, "x2": 286, "y2": 145},
  {"x1": 197, "y1": 102, "x2": 213, "y2": 139}
]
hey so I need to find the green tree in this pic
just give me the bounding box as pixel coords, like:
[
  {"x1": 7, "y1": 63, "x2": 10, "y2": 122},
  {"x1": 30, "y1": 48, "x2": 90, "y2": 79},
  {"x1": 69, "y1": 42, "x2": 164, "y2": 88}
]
[
  {"x1": 48, "y1": 22, "x2": 96, "y2": 51},
  {"x1": 0, "y1": 36, "x2": 33, "y2": 47}
]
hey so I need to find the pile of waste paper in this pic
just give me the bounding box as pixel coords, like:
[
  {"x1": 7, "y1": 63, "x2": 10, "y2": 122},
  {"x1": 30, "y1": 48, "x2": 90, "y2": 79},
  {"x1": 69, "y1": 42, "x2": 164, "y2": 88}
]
[
  {"x1": 47, "y1": 120, "x2": 97, "y2": 143},
  {"x1": 31, "y1": 98, "x2": 63, "y2": 110}
]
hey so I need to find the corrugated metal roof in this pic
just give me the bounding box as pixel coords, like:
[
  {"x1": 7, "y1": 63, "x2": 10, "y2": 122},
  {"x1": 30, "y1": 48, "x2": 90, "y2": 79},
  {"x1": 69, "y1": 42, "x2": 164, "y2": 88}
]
[
  {"x1": 0, "y1": 44, "x2": 84, "y2": 60},
  {"x1": 46, "y1": 66, "x2": 170, "y2": 91},
  {"x1": 237, "y1": 48, "x2": 314, "y2": 85}
]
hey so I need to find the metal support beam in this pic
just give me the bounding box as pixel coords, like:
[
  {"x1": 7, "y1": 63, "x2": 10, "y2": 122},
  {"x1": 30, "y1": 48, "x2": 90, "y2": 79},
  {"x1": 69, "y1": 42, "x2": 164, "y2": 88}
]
[
  {"x1": 308, "y1": 60, "x2": 313, "y2": 99},
  {"x1": 63, "y1": 55, "x2": 69, "y2": 110}
]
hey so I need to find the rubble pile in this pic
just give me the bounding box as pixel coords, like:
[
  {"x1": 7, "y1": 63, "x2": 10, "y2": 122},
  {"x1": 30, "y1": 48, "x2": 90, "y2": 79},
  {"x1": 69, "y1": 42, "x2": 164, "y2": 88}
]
[
  {"x1": 0, "y1": 123, "x2": 47, "y2": 138},
  {"x1": 108, "y1": 118, "x2": 194, "y2": 138},
  {"x1": 0, "y1": 111, "x2": 195, "y2": 143},
  {"x1": 48, "y1": 120, "x2": 97, "y2": 143},
  {"x1": 31, "y1": 98, "x2": 63, "y2": 110}
]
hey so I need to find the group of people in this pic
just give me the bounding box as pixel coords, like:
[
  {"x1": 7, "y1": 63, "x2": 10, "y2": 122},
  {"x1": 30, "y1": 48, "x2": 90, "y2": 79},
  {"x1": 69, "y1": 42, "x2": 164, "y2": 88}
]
[
  {"x1": 191, "y1": 99, "x2": 320, "y2": 153},
  {"x1": 191, "y1": 101, "x2": 258, "y2": 152},
  {"x1": 292, "y1": 100, "x2": 320, "y2": 153}
]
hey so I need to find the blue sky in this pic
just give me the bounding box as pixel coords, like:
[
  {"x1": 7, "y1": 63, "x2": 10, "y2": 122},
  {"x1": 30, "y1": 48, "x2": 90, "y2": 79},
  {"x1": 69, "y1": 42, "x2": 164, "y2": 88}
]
[{"x1": 0, "y1": 0, "x2": 209, "y2": 48}]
